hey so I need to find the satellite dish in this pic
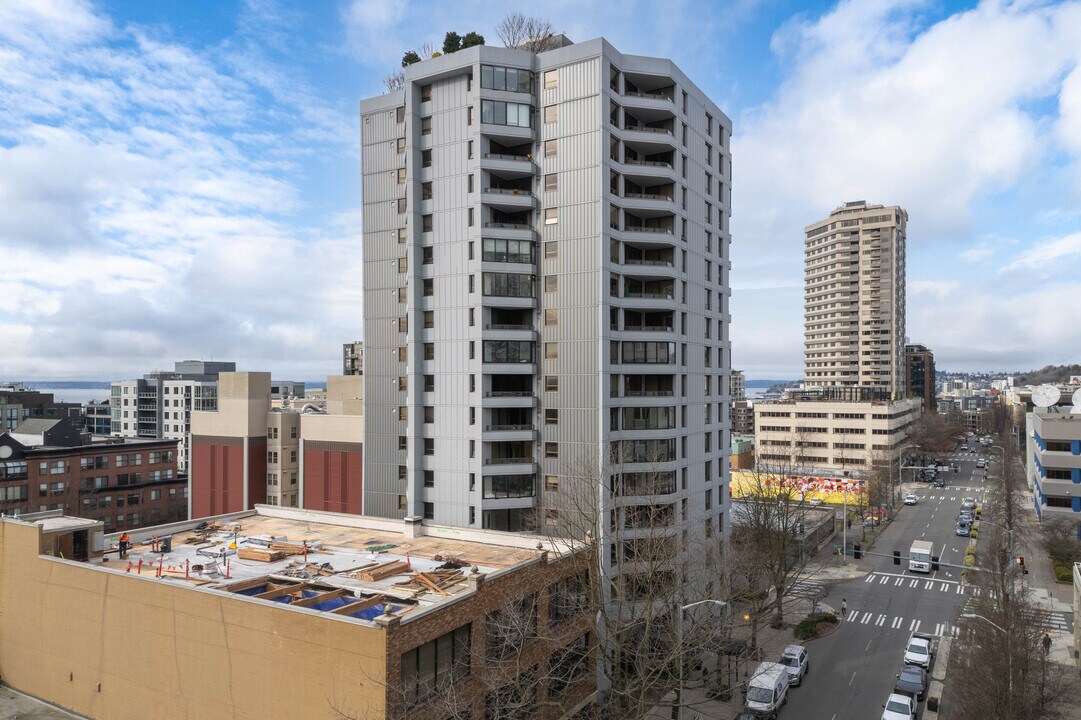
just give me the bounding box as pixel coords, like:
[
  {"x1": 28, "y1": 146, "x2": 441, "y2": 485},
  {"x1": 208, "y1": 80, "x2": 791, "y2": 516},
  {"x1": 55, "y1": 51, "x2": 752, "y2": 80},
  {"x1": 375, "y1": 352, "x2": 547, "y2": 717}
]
[
  {"x1": 1032, "y1": 384, "x2": 1061, "y2": 409},
  {"x1": 1072, "y1": 388, "x2": 1081, "y2": 408}
]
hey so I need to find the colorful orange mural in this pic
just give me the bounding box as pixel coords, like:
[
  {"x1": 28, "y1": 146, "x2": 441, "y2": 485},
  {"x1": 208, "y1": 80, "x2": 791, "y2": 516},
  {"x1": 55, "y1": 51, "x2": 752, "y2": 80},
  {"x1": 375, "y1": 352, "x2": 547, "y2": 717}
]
[{"x1": 730, "y1": 470, "x2": 867, "y2": 505}]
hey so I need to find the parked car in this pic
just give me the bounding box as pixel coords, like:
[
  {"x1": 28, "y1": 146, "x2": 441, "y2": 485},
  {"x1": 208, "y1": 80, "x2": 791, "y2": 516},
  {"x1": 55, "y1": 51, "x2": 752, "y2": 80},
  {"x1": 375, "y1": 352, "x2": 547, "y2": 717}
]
[
  {"x1": 881, "y1": 692, "x2": 917, "y2": 720},
  {"x1": 961, "y1": 498, "x2": 977, "y2": 511},
  {"x1": 956, "y1": 520, "x2": 971, "y2": 536},
  {"x1": 744, "y1": 662, "x2": 789, "y2": 718},
  {"x1": 976, "y1": 458, "x2": 987, "y2": 468},
  {"x1": 933, "y1": 478, "x2": 945, "y2": 488},
  {"x1": 779, "y1": 644, "x2": 809, "y2": 686},
  {"x1": 894, "y1": 664, "x2": 928, "y2": 701},
  {"x1": 903, "y1": 633, "x2": 936, "y2": 669},
  {"x1": 957, "y1": 512, "x2": 974, "y2": 525},
  {"x1": 904, "y1": 494, "x2": 918, "y2": 505}
]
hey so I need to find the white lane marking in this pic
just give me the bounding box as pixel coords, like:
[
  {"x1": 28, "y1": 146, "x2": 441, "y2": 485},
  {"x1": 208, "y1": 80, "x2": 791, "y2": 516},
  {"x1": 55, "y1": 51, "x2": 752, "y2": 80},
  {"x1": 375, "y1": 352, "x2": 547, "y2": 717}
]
[
  {"x1": 924, "y1": 581, "x2": 934, "y2": 589},
  {"x1": 865, "y1": 575, "x2": 874, "y2": 583},
  {"x1": 892, "y1": 616, "x2": 904, "y2": 629},
  {"x1": 934, "y1": 622, "x2": 944, "y2": 636},
  {"x1": 861, "y1": 613, "x2": 873, "y2": 625},
  {"x1": 880, "y1": 576, "x2": 890, "y2": 584},
  {"x1": 911, "y1": 619, "x2": 921, "y2": 632},
  {"x1": 956, "y1": 585, "x2": 965, "y2": 594},
  {"x1": 909, "y1": 579, "x2": 919, "y2": 588},
  {"x1": 865, "y1": 637, "x2": 874, "y2": 651},
  {"x1": 895, "y1": 577, "x2": 904, "y2": 586},
  {"x1": 876, "y1": 614, "x2": 886, "y2": 626},
  {"x1": 849, "y1": 671, "x2": 858, "y2": 687},
  {"x1": 940, "y1": 583, "x2": 949, "y2": 592}
]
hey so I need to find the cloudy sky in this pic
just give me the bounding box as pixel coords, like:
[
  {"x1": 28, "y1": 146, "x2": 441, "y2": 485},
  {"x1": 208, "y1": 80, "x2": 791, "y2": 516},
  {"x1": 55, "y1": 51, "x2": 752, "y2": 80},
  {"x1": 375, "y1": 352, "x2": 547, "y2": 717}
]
[{"x1": 2, "y1": 0, "x2": 1080, "y2": 382}]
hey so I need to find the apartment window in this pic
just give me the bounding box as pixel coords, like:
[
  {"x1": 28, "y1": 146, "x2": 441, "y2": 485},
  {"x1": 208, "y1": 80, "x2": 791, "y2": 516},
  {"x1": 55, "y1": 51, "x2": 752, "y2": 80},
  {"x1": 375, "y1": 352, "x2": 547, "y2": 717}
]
[
  {"x1": 423, "y1": 278, "x2": 434, "y2": 296},
  {"x1": 544, "y1": 241, "x2": 558, "y2": 258},
  {"x1": 544, "y1": 105, "x2": 558, "y2": 123},
  {"x1": 545, "y1": 409, "x2": 559, "y2": 425},
  {"x1": 545, "y1": 475, "x2": 559, "y2": 492},
  {"x1": 424, "y1": 406, "x2": 435, "y2": 423},
  {"x1": 681, "y1": 89, "x2": 688, "y2": 113},
  {"x1": 396, "y1": 137, "x2": 405, "y2": 153},
  {"x1": 397, "y1": 167, "x2": 406, "y2": 184},
  {"x1": 545, "y1": 376, "x2": 558, "y2": 392},
  {"x1": 423, "y1": 310, "x2": 434, "y2": 328},
  {"x1": 399, "y1": 436, "x2": 408, "y2": 451},
  {"x1": 397, "y1": 347, "x2": 408, "y2": 362},
  {"x1": 396, "y1": 106, "x2": 405, "y2": 123},
  {"x1": 544, "y1": 139, "x2": 558, "y2": 157},
  {"x1": 480, "y1": 65, "x2": 534, "y2": 93},
  {"x1": 467, "y1": 140, "x2": 474, "y2": 159},
  {"x1": 479, "y1": 99, "x2": 534, "y2": 128},
  {"x1": 544, "y1": 173, "x2": 558, "y2": 192},
  {"x1": 544, "y1": 309, "x2": 558, "y2": 326},
  {"x1": 544, "y1": 342, "x2": 558, "y2": 359},
  {"x1": 422, "y1": 214, "x2": 433, "y2": 232},
  {"x1": 544, "y1": 275, "x2": 558, "y2": 292},
  {"x1": 424, "y1": 470, "x2": 434, "y2": 488},
  {"x1": 424, "y1": 375, "x2": 435, "y2": 392},
  {"x1": 422, "y1": 246, "x2": 433, "y2": 264},
  {"x1": 467, "y1": 207, "x2": 474, "y2": 226},
  {"x1": 267, "y1": 427, "x2": 279, "y2": 439},
  {"x1": 421, "y1": 181, "x2": 432, "y2": 200},
  {"x1": 397, "y1": 257, "x2": 408, "y2": 273},
  {"x1": 421, "y1": 149, "x2": 432, "y2": 167},
  {"x1": 420, "y1": 84, "x2": 432, "y2": 102},
  {"x1": 398, "y1": 227, "x2": 407, "y2": 243},
  {"x1": 399, "y1": 466, "x2": 408, "y2": 481},
  {"x1": 545, "y1": 442, "x2": 559, "y2": 458},
  {"x1": 705, "y1": 144, "x2": 713, "y2": 167},
  {"x1": 681, "y1": 122, "x2": 688, "y2": 146},
  {"x1": 482, "y1": 272, "x2": 534, "y2": 298},
  {"x1": 423, "y1": 438, "x2": 435, "y2": 455},
  {"x1": 467, "y1": 106, "x2": 473, "y2": 125},
  {"x1": 543, "y1": 70, "x2": 558, "y2": 89},
  {"x1": 483, "y1": 237, "x2": 534, "y2": 263},
  {"x1": 482, "y1": 340, "x2": 535, "y2": 363},
  {"x1": 544, "y1": 207, "x2": 558, "y2": 225},
  {"x1": 290, "y1": 450, "x2": 297, "y2": 464},
  {"x1": 398, "y1": 495, "x2": 408, "y2": 511},
  {"x1": 424, "y1": 343, "x2": 435, "y2": 360},
  {"x1": 397, "y1": 287, "x2": 407, "y2": 302},
  {"x1": 468, "y1": 307, "x2": 474, "y2": 326},
  {"x1": 398, "y1": 406, "x2": 408, "y2": 421},
  {"x1": 468, "y1": 174, "x2": 474, "y2": 193},
  {"x1": 469, "y1": 407, "x2": 475, "y2": 425},
  {"x1": 470, "y1": 341, "x2": 476, "y2": 359},
  {"x1": 423, "y1": 502, "x2": 435, "y2": 519},
  {"x1": 421, "y1": 117, "x2": 432, "y2": 135},
  {"x1": 267, "y1": 451, "x2": 278, "y2": 464},
  {"x1": 706, "y1": 112, "x2": 713, "y2": 136},
  {"x1": 469, "y1": 274, "x2": 475, "y2": 293}
]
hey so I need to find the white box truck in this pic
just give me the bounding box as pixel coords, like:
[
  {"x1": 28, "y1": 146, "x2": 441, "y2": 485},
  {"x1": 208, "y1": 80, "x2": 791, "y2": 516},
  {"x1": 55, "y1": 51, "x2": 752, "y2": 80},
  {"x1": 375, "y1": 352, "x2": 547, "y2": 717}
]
[{"x1": 909, "y1": 540, "x2": 933, "y2": 573}]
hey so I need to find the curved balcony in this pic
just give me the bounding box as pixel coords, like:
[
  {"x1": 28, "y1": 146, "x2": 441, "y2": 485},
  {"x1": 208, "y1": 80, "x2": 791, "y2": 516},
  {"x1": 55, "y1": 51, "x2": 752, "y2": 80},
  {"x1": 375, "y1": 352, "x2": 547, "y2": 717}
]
[
  {"x1": 481, "y1": 152, "x2": 535, "y2": 177},
  {"x1": 480, "y1": 122, "x2": 534, "y2": 145},
  {"x1": 482, "y1": 187, "x2": 537, "y2": 211},
  {"x1": 620, "y1": 158, "x2": 677, "y2": 184}
]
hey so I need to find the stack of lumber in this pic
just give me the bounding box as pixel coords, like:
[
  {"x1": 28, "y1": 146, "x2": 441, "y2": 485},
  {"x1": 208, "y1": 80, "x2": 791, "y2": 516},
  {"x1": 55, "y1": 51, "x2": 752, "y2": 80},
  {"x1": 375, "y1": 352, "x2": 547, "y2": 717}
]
[
  {"x1": 355, "y1": 560, "x2": 411, "y2": 581},
  {"x1": 237, "y1": 547, "x2": 288, "y2": 562},
  {"x1": 269, "y1": 540, "x2": 329, "y2": 556},
  {"x1": 393, "y1": 569, "x2": 466, "y2": 595}
]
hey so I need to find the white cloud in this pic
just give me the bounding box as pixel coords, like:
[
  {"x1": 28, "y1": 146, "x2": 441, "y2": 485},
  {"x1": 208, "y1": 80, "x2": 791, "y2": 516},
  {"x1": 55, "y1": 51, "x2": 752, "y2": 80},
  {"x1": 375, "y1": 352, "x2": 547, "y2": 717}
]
[
  {"x1": 959, "y1": 246, "x2": 994, "y2": 262},
  {"x1": 1003, "y1": 232, "x2": 1081, "y2": 272}
]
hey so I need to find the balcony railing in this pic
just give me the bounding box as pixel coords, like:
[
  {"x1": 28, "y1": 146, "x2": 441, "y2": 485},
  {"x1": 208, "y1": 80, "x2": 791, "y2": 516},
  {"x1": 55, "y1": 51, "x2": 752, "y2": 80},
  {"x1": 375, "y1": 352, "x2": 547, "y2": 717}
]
[
  {"x1": 623, "y1": 192, "x2": 672, "y2": 201},
  {"x1": 484, "y1": 457, "x2": 534, "y2": 465},
  {"x1": 623, "y1": 258, "x2": 673, "y2": 267},
  {"x1": 484, "y1": 187, "x2": 531, "y2": 195},
  {"x1": 623, "y1": 325, "x2": 673, "y2": 332},
  {"x1": 624, "y1": 124, "x2": 673, "y2": 135},
  {"x1": 624, "y1": 158, "x2": 673, "y2": 168},
  {"x1": 484, "y1": 391, "x2": 533, "y2": 398},
  {"x1": 623, "y1": 226, "x2": 673, "y2": 234},
  {"x1": 485, "y1": 324, "x2": 532, "y2": 331},
  {"x1": 485, "y1": 424, "x2": 534, "y2": 432},
  {"x1": 624, "y1": 390, "x2": 675, "y2": 397},
  {"x1": 484, "y1": 221, "x2": 532, "y2": 230},
  {"x1": 484, "y1": 152, "x2": 531, "y2": 161},
  {"x1": 624, "y1": 90, "x2": 672, "y2": 101},
  {"x1": 624, "y1": 291, "x2": 674, "y2": 299}
]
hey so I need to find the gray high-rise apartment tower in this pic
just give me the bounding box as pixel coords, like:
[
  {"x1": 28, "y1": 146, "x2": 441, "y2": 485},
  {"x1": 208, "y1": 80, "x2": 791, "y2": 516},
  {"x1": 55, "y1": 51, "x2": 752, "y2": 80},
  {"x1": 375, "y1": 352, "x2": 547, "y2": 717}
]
[
  {"x1": 804, "y1": 201, "x2": 907, "y2": 397},
  {"x1": 361, "y1": 39, "x2": 732, "y2": 562}
]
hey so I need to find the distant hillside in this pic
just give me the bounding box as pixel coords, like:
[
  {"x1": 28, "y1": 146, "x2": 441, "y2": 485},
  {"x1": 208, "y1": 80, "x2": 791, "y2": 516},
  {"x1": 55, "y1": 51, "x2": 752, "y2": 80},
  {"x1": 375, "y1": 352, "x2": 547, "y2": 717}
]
[{"x1": 1015, "y1": 364, "x2": 1081, "y2": 386}]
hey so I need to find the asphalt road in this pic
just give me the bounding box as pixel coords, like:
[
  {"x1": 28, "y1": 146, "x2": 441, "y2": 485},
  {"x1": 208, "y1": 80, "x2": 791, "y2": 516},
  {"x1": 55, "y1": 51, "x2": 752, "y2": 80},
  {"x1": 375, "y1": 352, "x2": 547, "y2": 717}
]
[{"x1": 779, "y1": 448, "x2": 987, "y2": 720}]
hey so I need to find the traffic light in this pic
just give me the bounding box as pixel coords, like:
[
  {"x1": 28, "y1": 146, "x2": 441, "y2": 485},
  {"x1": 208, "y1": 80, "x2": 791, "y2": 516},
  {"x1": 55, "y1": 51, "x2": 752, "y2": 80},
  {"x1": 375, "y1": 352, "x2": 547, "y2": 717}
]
[
  {"x1": 853, "y1": 544, "x2": 862, "y2": 560},
  {"x1": 893, "y1": 550, "x2": 901, "y2": 566},
  {"x1": 931, "y1": 556, "x2": 940, "y2": 572}
]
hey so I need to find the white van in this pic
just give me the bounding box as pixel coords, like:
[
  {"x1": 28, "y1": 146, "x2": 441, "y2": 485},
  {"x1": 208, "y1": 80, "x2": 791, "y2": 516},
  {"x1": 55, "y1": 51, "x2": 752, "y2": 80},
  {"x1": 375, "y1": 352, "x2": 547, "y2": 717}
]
[{"x1": 745, "y1": 661, "x2": 789, "y2": 717}]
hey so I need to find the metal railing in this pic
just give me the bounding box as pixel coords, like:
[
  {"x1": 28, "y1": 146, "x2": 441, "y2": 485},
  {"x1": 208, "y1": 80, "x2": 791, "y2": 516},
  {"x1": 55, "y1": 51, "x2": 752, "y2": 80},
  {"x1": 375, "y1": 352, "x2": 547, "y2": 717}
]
[
  {"x1": 484, "y1": 424, "x2": 535, "y2": 432},
  {"x1": 624, "y1": 124, "x2": 673, "y2": 135},
  {"x1": 484, "y1": 391, "x2": 534, "y2": 398},
  {"x1": 483, "y1": 457, "x2": 534, "y2": 465}
]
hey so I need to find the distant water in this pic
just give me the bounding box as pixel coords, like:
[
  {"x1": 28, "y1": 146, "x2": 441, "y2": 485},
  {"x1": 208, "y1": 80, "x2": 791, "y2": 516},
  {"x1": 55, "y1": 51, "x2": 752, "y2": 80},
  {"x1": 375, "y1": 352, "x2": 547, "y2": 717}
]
[{"x1": 14, "y1": 382, "x2": 111, "y2": 406}]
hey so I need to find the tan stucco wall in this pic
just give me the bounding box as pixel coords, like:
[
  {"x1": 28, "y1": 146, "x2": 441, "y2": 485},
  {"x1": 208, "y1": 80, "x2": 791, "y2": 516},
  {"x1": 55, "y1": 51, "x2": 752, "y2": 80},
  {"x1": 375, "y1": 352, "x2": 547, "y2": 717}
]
[
  {"x1": 325, "y1": 375, "x2": 363, "y2": 416},
  {"x1": 0, "y1": 518, "x2": 387, "y2": 720},
  {"x1": 192, "y1": 373, "x2": 272, "y2": 438},
  {"x1": 302, "y1": 414, "x2": 364, "y2": 444}
]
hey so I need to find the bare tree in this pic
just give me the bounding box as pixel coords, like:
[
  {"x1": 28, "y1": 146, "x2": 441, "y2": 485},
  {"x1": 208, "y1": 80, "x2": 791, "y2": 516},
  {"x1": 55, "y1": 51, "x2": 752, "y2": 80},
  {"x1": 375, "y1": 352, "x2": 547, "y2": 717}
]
[
  {"x1": 949, "y1": 431, "x2": 1077, "y2": 719},
  {"x1": 383, "y1": 70, "x2": 405, "y2": 93},
  {"x1": 495, "y1": 12, "x2": 558, "y2": 52}
]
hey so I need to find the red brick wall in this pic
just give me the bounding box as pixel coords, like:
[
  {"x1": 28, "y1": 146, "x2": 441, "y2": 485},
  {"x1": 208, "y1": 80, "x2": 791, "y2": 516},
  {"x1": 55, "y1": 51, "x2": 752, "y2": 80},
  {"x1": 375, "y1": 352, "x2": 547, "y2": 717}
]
[
  {"x1": 303, "y1": 448, "x2": 362, "y2": 515},
  {"x1": 247, "y1": 440, "x2": 267, "y2": 507},
  {"x1": 191, "y1": 442, "x2": 246, "y2": 518}
]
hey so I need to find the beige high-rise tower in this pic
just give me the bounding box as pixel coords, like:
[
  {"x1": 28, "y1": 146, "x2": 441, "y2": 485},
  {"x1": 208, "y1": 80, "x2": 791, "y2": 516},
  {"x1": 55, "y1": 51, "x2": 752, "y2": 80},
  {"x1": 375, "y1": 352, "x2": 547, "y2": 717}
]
[{"x1": 804, "y1": 201, "x2": 907, "y2": 397}]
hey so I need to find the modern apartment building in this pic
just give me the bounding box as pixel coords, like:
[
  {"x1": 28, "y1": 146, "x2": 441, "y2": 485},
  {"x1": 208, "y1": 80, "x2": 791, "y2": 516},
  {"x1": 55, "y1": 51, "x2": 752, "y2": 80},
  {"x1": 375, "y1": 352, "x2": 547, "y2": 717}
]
[
  {"x1": 730, "y1": 369, "x2": 746, "y2": 402},
  {"x1": 804, "y1": 201, "x2": 907, "y2": 397},
  {"x1": 191, "y1": 372, "x2": 364, "y2": 517},
  {"x1": 360, "y1": 38, "x2": 732, "y2": 574},
  {"x1": 110, "y1": 361, "x2": 235, "y2": 473},
  {"x1": 905, "y1": 343, "x2": 936, "y2": 410},
  {"x1": 0, "y1": 385, "x2": 81, "y2": 432},
  {"x1": 343, "y1": 340, "x2": 365, "y2": 375}
]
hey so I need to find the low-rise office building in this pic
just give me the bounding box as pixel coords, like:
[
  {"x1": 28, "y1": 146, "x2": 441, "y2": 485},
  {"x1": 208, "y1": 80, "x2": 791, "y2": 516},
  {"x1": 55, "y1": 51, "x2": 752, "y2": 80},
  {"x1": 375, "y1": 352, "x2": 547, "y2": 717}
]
[
  {"x1": 0, "y1": 505, "x2": 592, "y2": 720},
  {"x1": 1028, "y1": 409, "x2": 1081, "y2": 528}
]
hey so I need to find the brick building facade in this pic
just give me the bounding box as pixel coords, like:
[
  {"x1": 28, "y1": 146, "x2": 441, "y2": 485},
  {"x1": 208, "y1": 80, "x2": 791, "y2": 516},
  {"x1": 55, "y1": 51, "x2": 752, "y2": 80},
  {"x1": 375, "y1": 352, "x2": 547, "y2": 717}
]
[{"x1": 0, "y1": 418, "x2": 185, "y2": 532}]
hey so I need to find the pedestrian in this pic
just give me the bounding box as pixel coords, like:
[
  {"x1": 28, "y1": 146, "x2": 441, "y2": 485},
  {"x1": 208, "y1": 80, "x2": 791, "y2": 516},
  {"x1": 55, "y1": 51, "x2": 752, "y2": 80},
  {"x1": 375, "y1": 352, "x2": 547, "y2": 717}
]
[
  {"x1": 1043, "y1": 633, "x2": 1052, "y2": 656},
  {"x1": 841, "y1": 598, "x2": 847, "y2": 619},
  {"x1": 118, "y1": 532, "x2": 131, "y2": 559}
]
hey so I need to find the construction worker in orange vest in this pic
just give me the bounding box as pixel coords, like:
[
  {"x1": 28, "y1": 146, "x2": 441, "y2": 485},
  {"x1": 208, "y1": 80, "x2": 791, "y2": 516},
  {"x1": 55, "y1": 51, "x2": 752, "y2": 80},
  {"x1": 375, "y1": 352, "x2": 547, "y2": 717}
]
[{"x1": 118, "y1": 532, "x2": 131, "y2": 559}]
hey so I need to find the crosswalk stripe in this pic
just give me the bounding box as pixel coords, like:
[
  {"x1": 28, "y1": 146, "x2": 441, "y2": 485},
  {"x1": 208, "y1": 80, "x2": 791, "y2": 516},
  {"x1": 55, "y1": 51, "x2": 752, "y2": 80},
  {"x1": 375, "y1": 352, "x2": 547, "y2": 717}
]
[
  {"x1": 892, "y1": 617, "x2": 903, "y2": 629},
  {"x1": 895, "y1": 577, "x2": 904, "y2": 586},
  {"x1": 909, "y1": 579, "x2": 919, "y2": 588},
  {"x1": 940, "y1": 583, "x2": 949, "y2": 592},
  {"x1": 934, "y1": 622, "x2": 944, "y2": 636},
  {"x1": 865, "y1": 575, "x2": 874, "y2": 583},
  {"x1": 861, "y1": 613, "x2": 873, "y2": 624},
  {"x1": 880, "y1": 576, "x2": 890, "y2": 584},
  {"x1": 911, "y1": 619, "x2": 921, "y2": 632},
  {"x1": 956, "y1": 585, "x2": 964, "y2": 594},
  {"x1": 924, "y1": 581, "x2": 934, "y2": 589},
  {"x1": 876, "y1": 614, "x2": 886, "y2": 626}
]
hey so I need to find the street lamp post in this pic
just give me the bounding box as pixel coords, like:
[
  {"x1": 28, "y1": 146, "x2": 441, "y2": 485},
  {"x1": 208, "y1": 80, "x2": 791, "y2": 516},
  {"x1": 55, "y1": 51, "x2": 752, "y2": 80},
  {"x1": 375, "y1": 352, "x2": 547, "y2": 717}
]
[
  {"x1": 962, "y1": 613, "x2": 1013, "y2": 711},
  {"x1": 678, "y1": 599, "x2": 728, "y2": 720}
]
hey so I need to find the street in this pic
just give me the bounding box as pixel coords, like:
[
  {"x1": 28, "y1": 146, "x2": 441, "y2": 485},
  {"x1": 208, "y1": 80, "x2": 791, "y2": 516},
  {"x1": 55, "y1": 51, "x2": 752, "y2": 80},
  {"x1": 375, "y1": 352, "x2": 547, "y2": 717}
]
[{"x1": 780, "y1": 451, "x2": 989, "y2": 719}]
